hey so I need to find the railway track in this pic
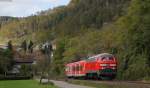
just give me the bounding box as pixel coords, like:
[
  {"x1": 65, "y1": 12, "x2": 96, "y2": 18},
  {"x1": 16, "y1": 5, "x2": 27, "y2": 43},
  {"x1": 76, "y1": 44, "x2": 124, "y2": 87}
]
[
  {"x1": 67, "y1": 79, "x2": 150, "y2": 88},
  {"x1": 92, "y1": 80, "x2": 150, "y2": 85}
]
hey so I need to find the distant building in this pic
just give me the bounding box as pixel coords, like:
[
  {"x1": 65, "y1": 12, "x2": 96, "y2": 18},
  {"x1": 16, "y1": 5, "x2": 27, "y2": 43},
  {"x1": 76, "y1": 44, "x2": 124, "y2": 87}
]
[
  {"x1": 8, "y1": 58, "x2": 35, "y2": 74},
  {"x1": 0, "y1": 44, "x2": 7, "y2": 49},
  {"x1": 14, "y1": 58, "x2": 35, "y2": 65},
  {"x1": 52, "y1": 40, "x2": 57, "y2": 50}
]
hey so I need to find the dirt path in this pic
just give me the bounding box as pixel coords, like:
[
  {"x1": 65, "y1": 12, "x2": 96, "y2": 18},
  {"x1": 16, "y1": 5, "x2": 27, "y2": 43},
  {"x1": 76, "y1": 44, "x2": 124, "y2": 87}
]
[{"x1": 51, "y1": 80, "x2": 95, "y2": 88}]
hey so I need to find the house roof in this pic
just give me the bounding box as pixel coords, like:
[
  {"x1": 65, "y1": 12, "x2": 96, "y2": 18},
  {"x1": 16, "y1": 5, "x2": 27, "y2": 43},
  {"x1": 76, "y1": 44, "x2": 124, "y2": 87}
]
[{"x1": 14, "y1": 58, "x2": 35, "y2": 64}]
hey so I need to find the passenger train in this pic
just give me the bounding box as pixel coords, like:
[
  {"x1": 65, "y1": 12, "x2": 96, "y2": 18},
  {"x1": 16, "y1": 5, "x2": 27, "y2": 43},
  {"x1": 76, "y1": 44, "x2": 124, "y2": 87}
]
[{"x1": 65, "y1": 53, "x2": 117, "y2": 79}]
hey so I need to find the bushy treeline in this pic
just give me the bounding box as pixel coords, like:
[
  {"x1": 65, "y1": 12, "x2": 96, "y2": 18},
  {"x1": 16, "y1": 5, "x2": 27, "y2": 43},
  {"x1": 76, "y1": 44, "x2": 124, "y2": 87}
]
[
  {"x1": 0, "y1": 16, "x2": 18, "y2": 29},
  {"x1": 0, "y1": 0, "x2": 150, "y2": 80},
  {"x1": 0, "y1": 48, "x2": 14, "y2": 75},
  {"x1": 116, "y1": 0, "x2": 150, "y2": 80}
]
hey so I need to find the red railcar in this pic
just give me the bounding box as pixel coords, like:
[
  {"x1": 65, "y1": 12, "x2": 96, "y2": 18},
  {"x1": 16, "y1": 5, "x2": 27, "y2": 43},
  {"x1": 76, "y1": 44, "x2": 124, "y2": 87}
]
[{"x1": 65, "y1": 53, "x2": 117, "y2": 79}]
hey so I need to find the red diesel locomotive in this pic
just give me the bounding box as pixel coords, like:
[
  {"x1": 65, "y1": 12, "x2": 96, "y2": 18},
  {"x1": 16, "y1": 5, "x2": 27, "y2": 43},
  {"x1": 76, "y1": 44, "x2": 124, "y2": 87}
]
[{"x1": 65, "y1": 53, "x2": 117, "y2": 79}]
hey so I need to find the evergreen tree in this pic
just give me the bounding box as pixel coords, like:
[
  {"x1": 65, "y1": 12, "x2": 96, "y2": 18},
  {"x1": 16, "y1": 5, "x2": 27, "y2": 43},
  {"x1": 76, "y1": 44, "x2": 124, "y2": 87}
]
[
  {"x1": 7, "y1": 40, "x2": 13, "y2": 50},
  {"x1": 21, "y1": 40, "x2": 27, "y2": 53},
  {"x1": 28, "y1": 40, "x2": 34, "y2": 53}
]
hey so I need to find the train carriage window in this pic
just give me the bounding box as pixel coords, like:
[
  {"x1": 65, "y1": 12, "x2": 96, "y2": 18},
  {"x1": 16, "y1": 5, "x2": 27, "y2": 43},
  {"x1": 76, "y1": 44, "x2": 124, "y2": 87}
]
[
  {"x1": 72, "y1": 66, "x2": 76, "y2": 71},
  {"x1": 66, "y1": 66, "x2": 70, "y2": 71},
  {"x1": 79, "y1": 66, "x2": 83, "y2": 71},
  {"x1": 69, "y1": 66, "x2": 71, "y2": 71},
  {"x1": 75, "y1": 65, "x2": 79, "y2": 71},
  {"x1": 76, "y1": 65, "x2": 80, "y2": 71},
  {"x1": 73, "y1": 64, "x2": 83, "y2": 71},
  {"x1": 65, "y1": 67, "x2": 68, "y2": 71}
]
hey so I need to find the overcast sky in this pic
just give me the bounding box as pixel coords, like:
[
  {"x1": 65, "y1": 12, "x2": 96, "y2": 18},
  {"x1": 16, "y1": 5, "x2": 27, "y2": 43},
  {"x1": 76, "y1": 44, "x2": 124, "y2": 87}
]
[{"x1": 0, "y1": 0, "x2": 70, "y2": 17}]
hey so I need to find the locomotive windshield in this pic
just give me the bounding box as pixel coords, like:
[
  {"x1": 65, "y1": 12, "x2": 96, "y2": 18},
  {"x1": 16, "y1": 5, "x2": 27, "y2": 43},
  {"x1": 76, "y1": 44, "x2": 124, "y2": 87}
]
[{"x1": 100, "y1": 54, "x2": 114, "y2": 61}]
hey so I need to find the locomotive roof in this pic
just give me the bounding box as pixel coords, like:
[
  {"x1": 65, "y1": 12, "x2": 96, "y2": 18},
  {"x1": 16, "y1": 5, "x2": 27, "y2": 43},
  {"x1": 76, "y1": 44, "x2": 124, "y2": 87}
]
[
  {"x1": 88, "y1": 53, "x2": 113, "y2": 60},
  {"x1": 66, "y1": 53, "x2": 114, "y2": 65},
  {"x1": 66, "y1": 60, "x2": 86, "y2": 65},
  {"x1": 93, "y1": 53, "x2": 113, "y2": 57}
]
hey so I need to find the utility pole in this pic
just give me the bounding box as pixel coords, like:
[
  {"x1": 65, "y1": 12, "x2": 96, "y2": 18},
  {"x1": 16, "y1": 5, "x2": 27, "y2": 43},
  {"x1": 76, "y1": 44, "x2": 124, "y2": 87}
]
[
  {"x1": 40, "y1": 41, "x2": 53, "y2": 84},
  {"x1": 45, "y1": 42, "x2": 53, "y2": 82},
  {"x1": 44, "y1": 42, "x2": 53, "y2": 63}
]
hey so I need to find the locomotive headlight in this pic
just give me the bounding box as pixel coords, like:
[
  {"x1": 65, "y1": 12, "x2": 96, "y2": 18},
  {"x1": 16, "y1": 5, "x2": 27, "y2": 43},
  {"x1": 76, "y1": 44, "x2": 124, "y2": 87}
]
[
  {"x1": 100, "y1": 64, "x2": 108, "y2": 66},
  {"x1": 112, "y1": 67, "x2": 116, "y2": 69},
  {"x1": 110, "y1": 64, "x2": 116, "y2": 66}
]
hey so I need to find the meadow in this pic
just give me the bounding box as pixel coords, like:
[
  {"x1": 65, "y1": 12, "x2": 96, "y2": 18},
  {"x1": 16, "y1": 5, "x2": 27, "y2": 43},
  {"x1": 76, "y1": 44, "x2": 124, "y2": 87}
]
[{"x1": 0, "y1": 80, "x2": 57, "y2": 88}]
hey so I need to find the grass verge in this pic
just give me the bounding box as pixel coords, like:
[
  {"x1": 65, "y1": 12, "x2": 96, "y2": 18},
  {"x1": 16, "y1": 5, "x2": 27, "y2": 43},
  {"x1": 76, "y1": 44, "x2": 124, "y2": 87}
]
[{"x1": 0, "y1": 80, "x2": 57, "y2": 88}]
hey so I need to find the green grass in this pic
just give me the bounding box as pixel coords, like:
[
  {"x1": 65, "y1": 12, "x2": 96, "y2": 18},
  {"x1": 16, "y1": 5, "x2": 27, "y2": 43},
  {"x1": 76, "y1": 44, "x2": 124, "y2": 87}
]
[{"x1": 0, "y1": 80, "x2": 57, "y2": 88}]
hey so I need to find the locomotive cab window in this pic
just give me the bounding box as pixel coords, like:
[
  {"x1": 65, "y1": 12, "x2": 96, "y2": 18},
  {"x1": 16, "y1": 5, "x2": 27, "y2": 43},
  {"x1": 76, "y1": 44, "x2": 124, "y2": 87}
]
[{"x1": 101, "y1": 56, "x2": 114, "y2": 61}]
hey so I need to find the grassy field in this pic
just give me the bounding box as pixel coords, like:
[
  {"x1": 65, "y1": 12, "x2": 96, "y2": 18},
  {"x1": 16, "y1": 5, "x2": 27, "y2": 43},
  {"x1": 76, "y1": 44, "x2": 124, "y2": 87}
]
[{"x1": 0, "y1": 80, "x2": 57, "y2": 88}]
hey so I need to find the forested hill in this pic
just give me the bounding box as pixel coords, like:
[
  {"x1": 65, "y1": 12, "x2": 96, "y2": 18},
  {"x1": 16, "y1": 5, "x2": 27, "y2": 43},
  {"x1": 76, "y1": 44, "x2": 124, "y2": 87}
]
[
  {"x1": 0, "y1": 0, "x2": 129, "y2": 43},
  {"x1": 0, "y1": 0, "x2": 150, "y2": 81},
  {"x1": 0, "y1": 16, "x2": 18, "y2": 29}
]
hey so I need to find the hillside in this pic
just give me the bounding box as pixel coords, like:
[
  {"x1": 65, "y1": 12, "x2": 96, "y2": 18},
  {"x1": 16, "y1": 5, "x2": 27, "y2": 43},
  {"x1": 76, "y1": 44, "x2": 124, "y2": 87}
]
[
  {"x1": 0, "y1": 0, "x2": 150, "y2": 81},
  {"x1": 0, "y1": 16, "x2": 18, "y2": 28},
  {"x1": 0, "y1": 0, "x2": 129, "y2": 43}
]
